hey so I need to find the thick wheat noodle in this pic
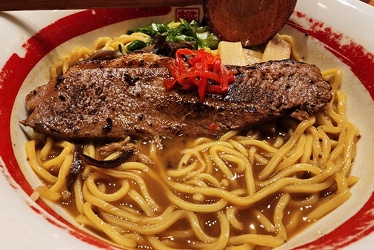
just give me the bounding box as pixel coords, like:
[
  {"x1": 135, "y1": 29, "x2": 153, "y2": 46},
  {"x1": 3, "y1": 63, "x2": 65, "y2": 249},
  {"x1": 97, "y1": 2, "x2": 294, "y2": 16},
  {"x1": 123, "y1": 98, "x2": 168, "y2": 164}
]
[
  {"x1": 273, "y1": 193, "x2": 291, "y2": 240},
  {"x1": 26, "y1": 140, "x2": 57, "y2": 183},
  {"x1": 83, "y1": 202, "x2": 137, "y2": 248},
  {"x1": 258, "y1": 117, "x2": 316, "y2": 180},
  {"x1": 251, "y1": 209, "x2": 276, "y2": 232},
  {"x1": 86, "y1": 172, "x2": 130, "y2": 202},
  {"x1": 226, "y1": 207, "x2": 244, "y2": 230}
]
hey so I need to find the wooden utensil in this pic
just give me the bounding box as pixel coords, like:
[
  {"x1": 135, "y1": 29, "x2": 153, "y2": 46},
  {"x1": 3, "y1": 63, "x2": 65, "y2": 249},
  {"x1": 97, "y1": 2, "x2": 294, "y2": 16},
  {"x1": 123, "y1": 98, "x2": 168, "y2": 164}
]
[
  {"x1": 0, "y1": 0, "x2": 297, "y2": 47},
  {"x1": 204, "y1": 0, "x2": 297, "y2": 47}
]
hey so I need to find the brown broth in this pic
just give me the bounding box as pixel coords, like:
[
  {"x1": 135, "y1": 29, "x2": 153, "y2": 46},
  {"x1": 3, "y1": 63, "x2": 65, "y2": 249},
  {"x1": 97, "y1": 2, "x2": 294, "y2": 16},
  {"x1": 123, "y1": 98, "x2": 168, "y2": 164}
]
[{"x1": 41, "y1": 120, "x2": 338, "y2": 249}]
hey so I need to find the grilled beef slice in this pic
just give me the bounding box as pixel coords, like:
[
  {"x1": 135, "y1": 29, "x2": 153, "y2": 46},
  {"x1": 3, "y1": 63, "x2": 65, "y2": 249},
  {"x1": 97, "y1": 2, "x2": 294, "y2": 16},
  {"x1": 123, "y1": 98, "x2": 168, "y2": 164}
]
[{"x1": 21, "y1": 53, "x2": 332, "y2": 141}]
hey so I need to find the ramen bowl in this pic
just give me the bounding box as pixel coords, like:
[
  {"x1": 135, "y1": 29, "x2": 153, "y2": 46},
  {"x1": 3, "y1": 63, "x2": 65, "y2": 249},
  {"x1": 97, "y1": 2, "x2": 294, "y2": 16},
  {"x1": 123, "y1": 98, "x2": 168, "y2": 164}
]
[{"x1": 0, "y1": 0, "x2": 373, "y2": 249}]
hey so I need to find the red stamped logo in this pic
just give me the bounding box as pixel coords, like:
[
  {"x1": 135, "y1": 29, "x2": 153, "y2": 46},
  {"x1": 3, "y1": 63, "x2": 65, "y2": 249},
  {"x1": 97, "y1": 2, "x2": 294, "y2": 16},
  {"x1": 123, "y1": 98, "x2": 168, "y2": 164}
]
[{"x1": 175, "y1": 8, "x2": 201, "y2": 22}]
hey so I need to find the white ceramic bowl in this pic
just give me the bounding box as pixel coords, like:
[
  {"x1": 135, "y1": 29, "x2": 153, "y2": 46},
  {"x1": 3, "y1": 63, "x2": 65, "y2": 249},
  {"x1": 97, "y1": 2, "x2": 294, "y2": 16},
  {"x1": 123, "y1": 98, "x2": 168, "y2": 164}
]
[{"x1": 0, "y1": 0, "x2": 373, "y2": 249}]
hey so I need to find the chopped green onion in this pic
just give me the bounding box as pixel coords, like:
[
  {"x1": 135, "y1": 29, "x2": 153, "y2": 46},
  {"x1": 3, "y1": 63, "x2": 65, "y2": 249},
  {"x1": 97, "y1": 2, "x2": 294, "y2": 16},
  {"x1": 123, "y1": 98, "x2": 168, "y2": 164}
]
[
  {"x1": 126, "y1": 40, "x2": 147, "y2": 53},
  {"x1": 126, "y1": 19, "x2": 220, "y2": 50}
]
